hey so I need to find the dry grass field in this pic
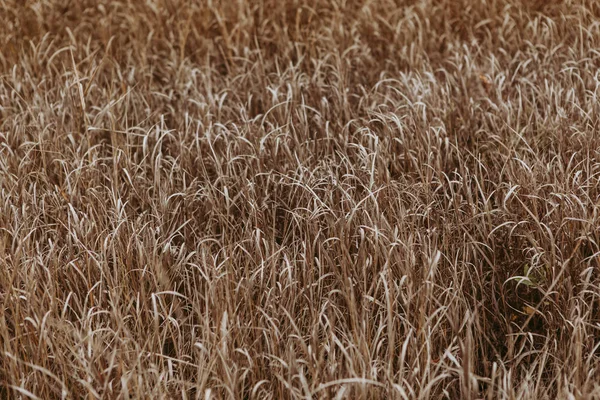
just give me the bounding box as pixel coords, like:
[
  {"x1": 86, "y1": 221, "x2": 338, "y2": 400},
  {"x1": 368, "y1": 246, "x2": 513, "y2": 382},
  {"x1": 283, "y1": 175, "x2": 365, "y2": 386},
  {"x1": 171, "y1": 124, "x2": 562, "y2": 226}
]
[{"x1": 2, "y1": 0, "x2": 600, "y2": 398}]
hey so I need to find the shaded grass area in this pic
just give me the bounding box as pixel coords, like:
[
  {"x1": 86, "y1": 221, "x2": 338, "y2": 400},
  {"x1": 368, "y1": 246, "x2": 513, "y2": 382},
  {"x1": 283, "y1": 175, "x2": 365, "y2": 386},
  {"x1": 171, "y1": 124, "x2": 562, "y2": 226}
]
[{"x1": 1, "y1": 0, "x2": 600, "y2": 398}]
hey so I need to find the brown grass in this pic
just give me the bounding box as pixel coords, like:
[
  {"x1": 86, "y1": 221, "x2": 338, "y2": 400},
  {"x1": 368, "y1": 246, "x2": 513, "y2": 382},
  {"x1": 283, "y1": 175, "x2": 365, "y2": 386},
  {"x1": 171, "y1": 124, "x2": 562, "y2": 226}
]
[{"x1": 2, "y1": 0, "x2": 600, "y2": 398}]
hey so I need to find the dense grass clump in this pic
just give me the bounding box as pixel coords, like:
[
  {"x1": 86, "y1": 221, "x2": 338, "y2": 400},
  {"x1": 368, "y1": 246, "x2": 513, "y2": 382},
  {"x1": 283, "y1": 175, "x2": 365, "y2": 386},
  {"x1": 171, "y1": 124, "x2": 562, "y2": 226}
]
[{"x1": 2, "y1": 0, "x2": 600, "y2": 398}]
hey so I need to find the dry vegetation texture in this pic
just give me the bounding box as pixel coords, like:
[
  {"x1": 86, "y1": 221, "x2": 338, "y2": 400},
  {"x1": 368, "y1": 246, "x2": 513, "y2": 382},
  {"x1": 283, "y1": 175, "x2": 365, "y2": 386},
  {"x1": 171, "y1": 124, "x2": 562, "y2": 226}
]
[{"x1": 3, "y1": 0, "x2": 600, "y2": 398}]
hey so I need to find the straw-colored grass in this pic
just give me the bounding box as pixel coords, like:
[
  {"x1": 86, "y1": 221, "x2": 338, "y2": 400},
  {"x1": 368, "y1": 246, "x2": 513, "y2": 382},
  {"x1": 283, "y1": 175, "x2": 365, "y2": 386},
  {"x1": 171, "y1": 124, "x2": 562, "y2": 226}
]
[{"x1": 2, "y1": 0, "x2": 600, "y2": 398}]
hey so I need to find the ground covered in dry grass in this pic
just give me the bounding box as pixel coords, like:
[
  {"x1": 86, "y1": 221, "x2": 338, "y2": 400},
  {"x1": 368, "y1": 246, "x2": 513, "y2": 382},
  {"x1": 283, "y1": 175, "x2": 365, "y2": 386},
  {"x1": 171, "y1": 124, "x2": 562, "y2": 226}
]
[{"x1": 1, "y1": 0, "x2": 600, "y2": 398}]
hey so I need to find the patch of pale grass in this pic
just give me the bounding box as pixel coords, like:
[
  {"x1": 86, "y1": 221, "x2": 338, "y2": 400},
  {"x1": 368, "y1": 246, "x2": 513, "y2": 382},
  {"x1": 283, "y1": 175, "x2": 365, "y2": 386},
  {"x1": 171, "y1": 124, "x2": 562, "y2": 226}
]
[{"x1": 1, "y1": 0, "x2": 600, "y2": 398}]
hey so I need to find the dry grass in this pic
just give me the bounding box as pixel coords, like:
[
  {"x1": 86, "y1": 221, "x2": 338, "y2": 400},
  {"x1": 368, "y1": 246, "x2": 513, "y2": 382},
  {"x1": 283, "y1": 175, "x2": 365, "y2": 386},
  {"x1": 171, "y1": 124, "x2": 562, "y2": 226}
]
[{"x1": 1, "y1": 0, "x2": 600, "y2": 398}]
